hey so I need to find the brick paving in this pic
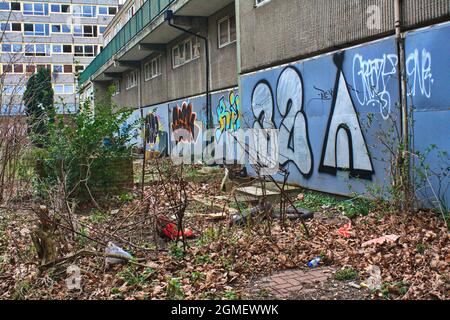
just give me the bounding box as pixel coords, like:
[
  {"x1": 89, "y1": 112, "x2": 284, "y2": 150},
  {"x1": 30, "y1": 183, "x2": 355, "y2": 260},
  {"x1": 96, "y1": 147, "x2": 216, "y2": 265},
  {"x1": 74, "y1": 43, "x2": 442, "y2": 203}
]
[{"x1": 253, "y1": 267, "x2": 335, "y2": 299}]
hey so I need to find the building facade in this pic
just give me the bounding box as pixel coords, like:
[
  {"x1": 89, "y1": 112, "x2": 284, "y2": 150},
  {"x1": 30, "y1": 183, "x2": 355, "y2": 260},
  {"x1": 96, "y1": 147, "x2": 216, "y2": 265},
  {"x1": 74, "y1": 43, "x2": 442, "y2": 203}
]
[
  {"x1": 79, "y1": 0, "x2": 449, "y2": 207},
  {"x1": 0, "y1": 0, "x2": 123, "y2": 115}
]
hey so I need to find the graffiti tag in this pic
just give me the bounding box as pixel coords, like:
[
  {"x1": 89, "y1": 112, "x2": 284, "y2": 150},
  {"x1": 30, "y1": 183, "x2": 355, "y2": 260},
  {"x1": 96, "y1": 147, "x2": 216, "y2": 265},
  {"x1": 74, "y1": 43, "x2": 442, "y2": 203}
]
[
  {"x1": 172, "y1": 101, "x2": 199, "y2": 143},
  {"x1": 215, "y1": 91, "x2": 241, "y2": 142},
  {"x1": 406, "y1": 48, "x2": 433, "y2": 98},
  {"x1": 352, "y1": 53, "x2": 398, "y2": 120}
]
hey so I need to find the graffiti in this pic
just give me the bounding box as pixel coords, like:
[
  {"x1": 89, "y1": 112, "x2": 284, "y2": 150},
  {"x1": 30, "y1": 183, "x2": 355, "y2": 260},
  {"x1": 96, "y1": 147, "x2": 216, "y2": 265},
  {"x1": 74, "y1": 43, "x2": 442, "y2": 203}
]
[
  {"x1": 145, "y1": 112, "x2": 160, "y2": 146},
  {"x1": 406, "y1": 48, "x2": 433, "y2": 98},
  {"x1": 352, "y1": 53, "x2": 398, "y2": 120},
  {"x1": 320, "y1": 54, "x2": 374, "y2": 178},
  {"x1": 251, "y1": 67, "x2": 313, "y2": 176},
  {"x1": 171, "y1": 101, "x2": 200, "y2": 143},
  {"x1": 276, "y1": 67, "x2": 313, "y2": 176},
  {"x1": 215, "y1": 91, "x2": 241, "y2": 142}
]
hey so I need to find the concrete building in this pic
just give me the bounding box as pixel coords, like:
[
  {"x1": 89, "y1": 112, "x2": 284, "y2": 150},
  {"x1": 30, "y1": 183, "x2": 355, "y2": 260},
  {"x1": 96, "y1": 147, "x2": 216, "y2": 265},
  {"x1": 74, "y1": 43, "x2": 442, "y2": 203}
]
[
  {"x1": 79, "y1": 0, "x2": 449, "y2": 207},
  {"x1": 0, "y1": 0, "x2": 123, "y2": 115}
]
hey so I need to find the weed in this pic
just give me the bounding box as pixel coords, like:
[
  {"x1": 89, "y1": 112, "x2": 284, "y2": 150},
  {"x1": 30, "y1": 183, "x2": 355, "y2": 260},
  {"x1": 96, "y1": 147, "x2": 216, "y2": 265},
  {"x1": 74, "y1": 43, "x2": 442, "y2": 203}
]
[
  {"x1": 89, "y1": 210, "x2": 109, "y2": 223},
  {"x1": 118, "y1": 193, "x2": 134, "y2": 203},
  {"x1": 223, "y1": 290, "x2": 238, "y2": 300},
  {"x1": 169, "y1": 242, "x2": 185, "y2": 260},
  {"x1": 416, "y1": 243, "x2": 427, "y2": 254},
  {"x1": 12, "y1": 281, "x2": 31, "y2": 300},
  {"x1": 334, "y1": 268, "x2": 359, "y2": 281},
  {"x1": 166, "y1": 277, "x2": 184, "y2": 300},
  {"x1": 190, "y1": 271, "x2": 205, "y2": 283},
  {"x1": 118, "y1": 266, "x2": 154, "y2": 286}
]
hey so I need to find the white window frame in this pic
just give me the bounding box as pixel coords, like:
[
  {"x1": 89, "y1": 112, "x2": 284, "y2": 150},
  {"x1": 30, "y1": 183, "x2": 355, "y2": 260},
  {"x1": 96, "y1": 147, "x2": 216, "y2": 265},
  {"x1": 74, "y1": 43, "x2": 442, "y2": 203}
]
[
  {"x1": 144, "y1": 56, "x2": 162, "y2": 81},
  {"x1": 126, "y1": 71, "x2": 137, "y2": 90},
  {"x1": 74, "y1": 45, "x2": 97, "y2": 57},
  {"x1": 23, "y1": 2, "x2": 49, "y2": 16},
  {"x1": 172, "y1": 37, "x2": 200, "y2": 69},
  {"x1": 50, "y1": 4, "x2": 71, "y2": 14},
  {"x1": 53, "y1": 84, "x2": 74, "y2": 95},
  {"x1": 24, "y1": 23, "x2": 50, "y2": 37},
  {"x1": 51, "y1": 24, "x2": 71, "y2": 34},
  {"x1": 218, "y1": 16, "x2": 236, "y2": 48},
  {"x1": 113, "y1": 80, "x2": 121, "y2": 96},
  {"x1": 25, "y1": 44, "x2": 51, "y2": 57},
  {"x1": 73, "y1": 25, "x2": 97, "y2": 38}
]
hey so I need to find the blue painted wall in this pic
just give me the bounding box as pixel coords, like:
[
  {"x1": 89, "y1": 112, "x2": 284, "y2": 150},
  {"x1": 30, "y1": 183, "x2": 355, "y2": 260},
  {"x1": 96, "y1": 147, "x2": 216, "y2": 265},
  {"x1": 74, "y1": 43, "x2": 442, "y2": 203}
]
[
  {"x1": 241, "y1": 37, "x2": 400, "y2": 197},
  {"x1": 406, "y1": 22, "x2": 450, "y2": 208}
]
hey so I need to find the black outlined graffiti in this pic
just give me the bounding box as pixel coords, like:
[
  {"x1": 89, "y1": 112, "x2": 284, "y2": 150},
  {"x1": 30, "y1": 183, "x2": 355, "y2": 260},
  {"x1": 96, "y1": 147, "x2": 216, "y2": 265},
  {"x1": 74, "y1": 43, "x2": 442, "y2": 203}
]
[
  {"x1": 319, "y1": 53, "x2": 374, "y2": 179},
  {"x1": 145, "y1": 112, "x2": 160, "y2": 145},
  {"x1": 276, "y1": 67, "x2": 313, "y2": 177},
  {"x1": 171, "y1": 101, "x2": 200, "y2": 143},
  {"x1": 251, "y1": 68, "x2": 313, "y2": 177}
]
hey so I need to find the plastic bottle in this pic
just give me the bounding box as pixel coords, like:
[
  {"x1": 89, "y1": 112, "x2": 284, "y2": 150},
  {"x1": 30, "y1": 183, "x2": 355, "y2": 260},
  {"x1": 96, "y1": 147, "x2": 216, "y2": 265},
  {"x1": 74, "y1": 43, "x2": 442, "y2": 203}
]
[{"x1": 307, "y1": 256, "x2": 322, "y2": 268}]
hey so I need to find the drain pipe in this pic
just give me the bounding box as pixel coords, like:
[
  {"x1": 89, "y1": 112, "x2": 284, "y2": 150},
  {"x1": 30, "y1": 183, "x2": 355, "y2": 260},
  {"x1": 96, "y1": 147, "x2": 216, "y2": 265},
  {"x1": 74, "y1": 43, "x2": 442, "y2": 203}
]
[
  {"x1": 395, "y1": 0, "x2": 411, "y2": 205},
  {"x1": 164, "y1": 10, "x2": 211, "y2": 129},
  {"x1": 395, "y1": 0, "x2": 408, "y2": 148}
]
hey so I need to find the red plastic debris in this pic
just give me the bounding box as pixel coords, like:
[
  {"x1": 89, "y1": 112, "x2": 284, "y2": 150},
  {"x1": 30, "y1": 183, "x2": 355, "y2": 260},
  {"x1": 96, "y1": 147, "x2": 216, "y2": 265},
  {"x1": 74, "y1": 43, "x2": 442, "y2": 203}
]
[
  {"x1": 162, "y1": 223, "x2": 194, "y2": 240},
  {"x1": 337, "y1": 222, "x2": 352, "y2": 238}
]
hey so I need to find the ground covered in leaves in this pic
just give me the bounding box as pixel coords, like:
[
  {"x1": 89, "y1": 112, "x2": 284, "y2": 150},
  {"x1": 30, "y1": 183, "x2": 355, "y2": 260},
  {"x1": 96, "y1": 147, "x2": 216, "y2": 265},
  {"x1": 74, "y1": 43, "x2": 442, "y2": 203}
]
[{"x1": 0, "y1": 171, "x2": 448, "y2": 300}]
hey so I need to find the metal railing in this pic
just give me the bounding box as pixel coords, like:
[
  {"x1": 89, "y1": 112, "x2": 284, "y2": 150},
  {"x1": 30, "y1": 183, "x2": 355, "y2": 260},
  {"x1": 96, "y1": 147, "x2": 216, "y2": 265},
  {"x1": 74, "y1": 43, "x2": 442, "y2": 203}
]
[{"x1": 79, "y1": 0, "x2": 175, "y2": 85}]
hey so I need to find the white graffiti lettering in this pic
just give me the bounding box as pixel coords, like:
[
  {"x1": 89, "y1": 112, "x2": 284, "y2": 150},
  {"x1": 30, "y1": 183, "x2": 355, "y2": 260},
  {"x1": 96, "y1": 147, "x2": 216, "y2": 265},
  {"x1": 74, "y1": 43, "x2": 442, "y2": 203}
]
[
  {"x1": 352, "y1": 53, "x2": 398, "y2": 120},
  {"x1": 406, "y1": 48, "x2": 433, "y2": 98}
]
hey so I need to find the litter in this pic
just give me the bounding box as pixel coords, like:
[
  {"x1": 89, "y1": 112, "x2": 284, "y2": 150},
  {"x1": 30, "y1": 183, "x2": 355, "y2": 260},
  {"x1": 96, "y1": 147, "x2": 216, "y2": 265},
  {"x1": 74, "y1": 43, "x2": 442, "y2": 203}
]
[
  {"x1": 365, "y1": 265, "x2": 382, "y2": 290},
  {"x1": 337, "y1": 222, "x2": 352, "y2": 238},
  {"x1": 105, "y1": 242, "x2": 133, "y2": 265},
  {"x1": 362, "y1": 234, "x2": 400, "y2": 247}
]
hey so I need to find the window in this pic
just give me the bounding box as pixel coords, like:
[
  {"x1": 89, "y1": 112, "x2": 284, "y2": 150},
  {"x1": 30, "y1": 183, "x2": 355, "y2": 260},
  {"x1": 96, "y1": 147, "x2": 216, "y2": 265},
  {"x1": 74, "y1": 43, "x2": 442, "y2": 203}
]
[
  {"x1": 11, "y1": 23, "x2": 21, "y2": 32},
  {"x1": 0, "y1": 2, "x2": 20, "y2": 11},
  {"x1": 1, "y1": 44, "x2": 22, "y2": 53},
  {"x1": 11, "y1": 2, "x2": 20, "y2": 10},
  {"x1": 23, "y1": 3, "x2": 49, "y2": 16},
  {"x1": 52, "y1": 24, "x2": 71, "y2": 34},
  {"x1": 74, "y1": 45, "x2": 97, "y2": 57},
  {"x1": 53, "y1": 84, "x2": 74, "y2": 95},
  {"x1": 109, "y1": 7, "x2": 117, "y2": 15},
  {"x1": 172, "y1": 37, "x2": 200, "y2": 68},
  {"x1": 144, "y1": 56, "x2": 162, "y2": 81},
  {"x1": 24, "y1": 23, "x2": 50, "y2": 36},
  {"x1": 126, "y1": 71, "x2": 137, "y2": 90},
  {"x1": 74, "y1": 25, "x2": 97, "y2": 37},
  {"x1": 99, "y1": 26, "x2": 107, "y2": 34},
  {"x1": 218, "y1": 16, "x2": 236, "y2": 48},
  {"x1": 73, "y1": 5, "x2": 96, "y2": 17},
  {"x1": 63, "y1": 65, "x2": 73, "y2": 73},
  {"x1": 52, "y1": 45, "x2": 62, "y2": 53},
  {"x1": 51, "y1": 4, "x2": 70, "y2": 13},
  {"x1": 26, "y1": 65, "x2": 36, "y2": 73},
  {"x1": 113, "y1": 80, "x2": 121, "y2": 95},
  {"x1": 1, "y1": 23, "x2": 21, "y2": 32},
  {"x1": 99, "y1": 6, "x2": 117, "y2": 15},
  {"x1": 3, "y1": 85, "x2": 25, "y2": 95},
  {"x1": 25, "y1": 44, "x2": 51, "y2": 57},
  {"x1": 63, "y1": 45, "x2": 72, "y2": 53},
  {"x1": 53, "y1": 65, "x2": 63, "y2": 73},
  {"x1": 0, "y1": 23, "x2": 10, "y2": 32},
  {"x1": 1, "y1": 64, "x2": 23, "y2": 73}
]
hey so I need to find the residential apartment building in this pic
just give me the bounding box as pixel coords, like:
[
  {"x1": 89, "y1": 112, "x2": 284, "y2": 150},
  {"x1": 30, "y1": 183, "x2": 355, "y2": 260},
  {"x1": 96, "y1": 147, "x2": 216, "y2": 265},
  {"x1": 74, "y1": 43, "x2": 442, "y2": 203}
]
[
  {"x1": 0, "y1": 0, "x2": 124, "y2": 115},
  {"x1": 79, "y1": 0, "x2": 449, "y2": 207}
]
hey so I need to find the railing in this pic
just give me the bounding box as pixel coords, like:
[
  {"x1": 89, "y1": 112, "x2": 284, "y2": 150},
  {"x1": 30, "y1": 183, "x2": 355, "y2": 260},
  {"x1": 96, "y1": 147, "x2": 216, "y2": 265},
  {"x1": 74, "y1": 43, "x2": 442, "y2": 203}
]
[{"x1": 79, "y1": 0, "x2": 175, "y2": 85}]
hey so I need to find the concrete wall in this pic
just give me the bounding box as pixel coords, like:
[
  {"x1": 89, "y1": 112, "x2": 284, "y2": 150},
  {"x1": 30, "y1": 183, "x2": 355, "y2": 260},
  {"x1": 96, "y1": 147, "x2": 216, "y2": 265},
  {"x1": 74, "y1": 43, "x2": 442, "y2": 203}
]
[
  {"x1": 239, "y1": 22, "x2": 449, "y2": 205},
  {"x1": 108, "y1": 2, "x2": 238, "y2": 108},
  {"x1": 238, "y1": 0, "x2": 450, "y2": 74}
]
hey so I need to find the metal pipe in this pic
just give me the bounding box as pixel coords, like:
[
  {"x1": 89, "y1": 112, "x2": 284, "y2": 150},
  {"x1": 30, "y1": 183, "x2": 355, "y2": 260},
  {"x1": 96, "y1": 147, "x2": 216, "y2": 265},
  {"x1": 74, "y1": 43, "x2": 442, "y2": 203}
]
[
  {"x1": 167, "y1": 16, "x2": 211, "y2": 129},
  {"x1": 395, "y1": 0, "x2": 411, "y2": 205}
]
